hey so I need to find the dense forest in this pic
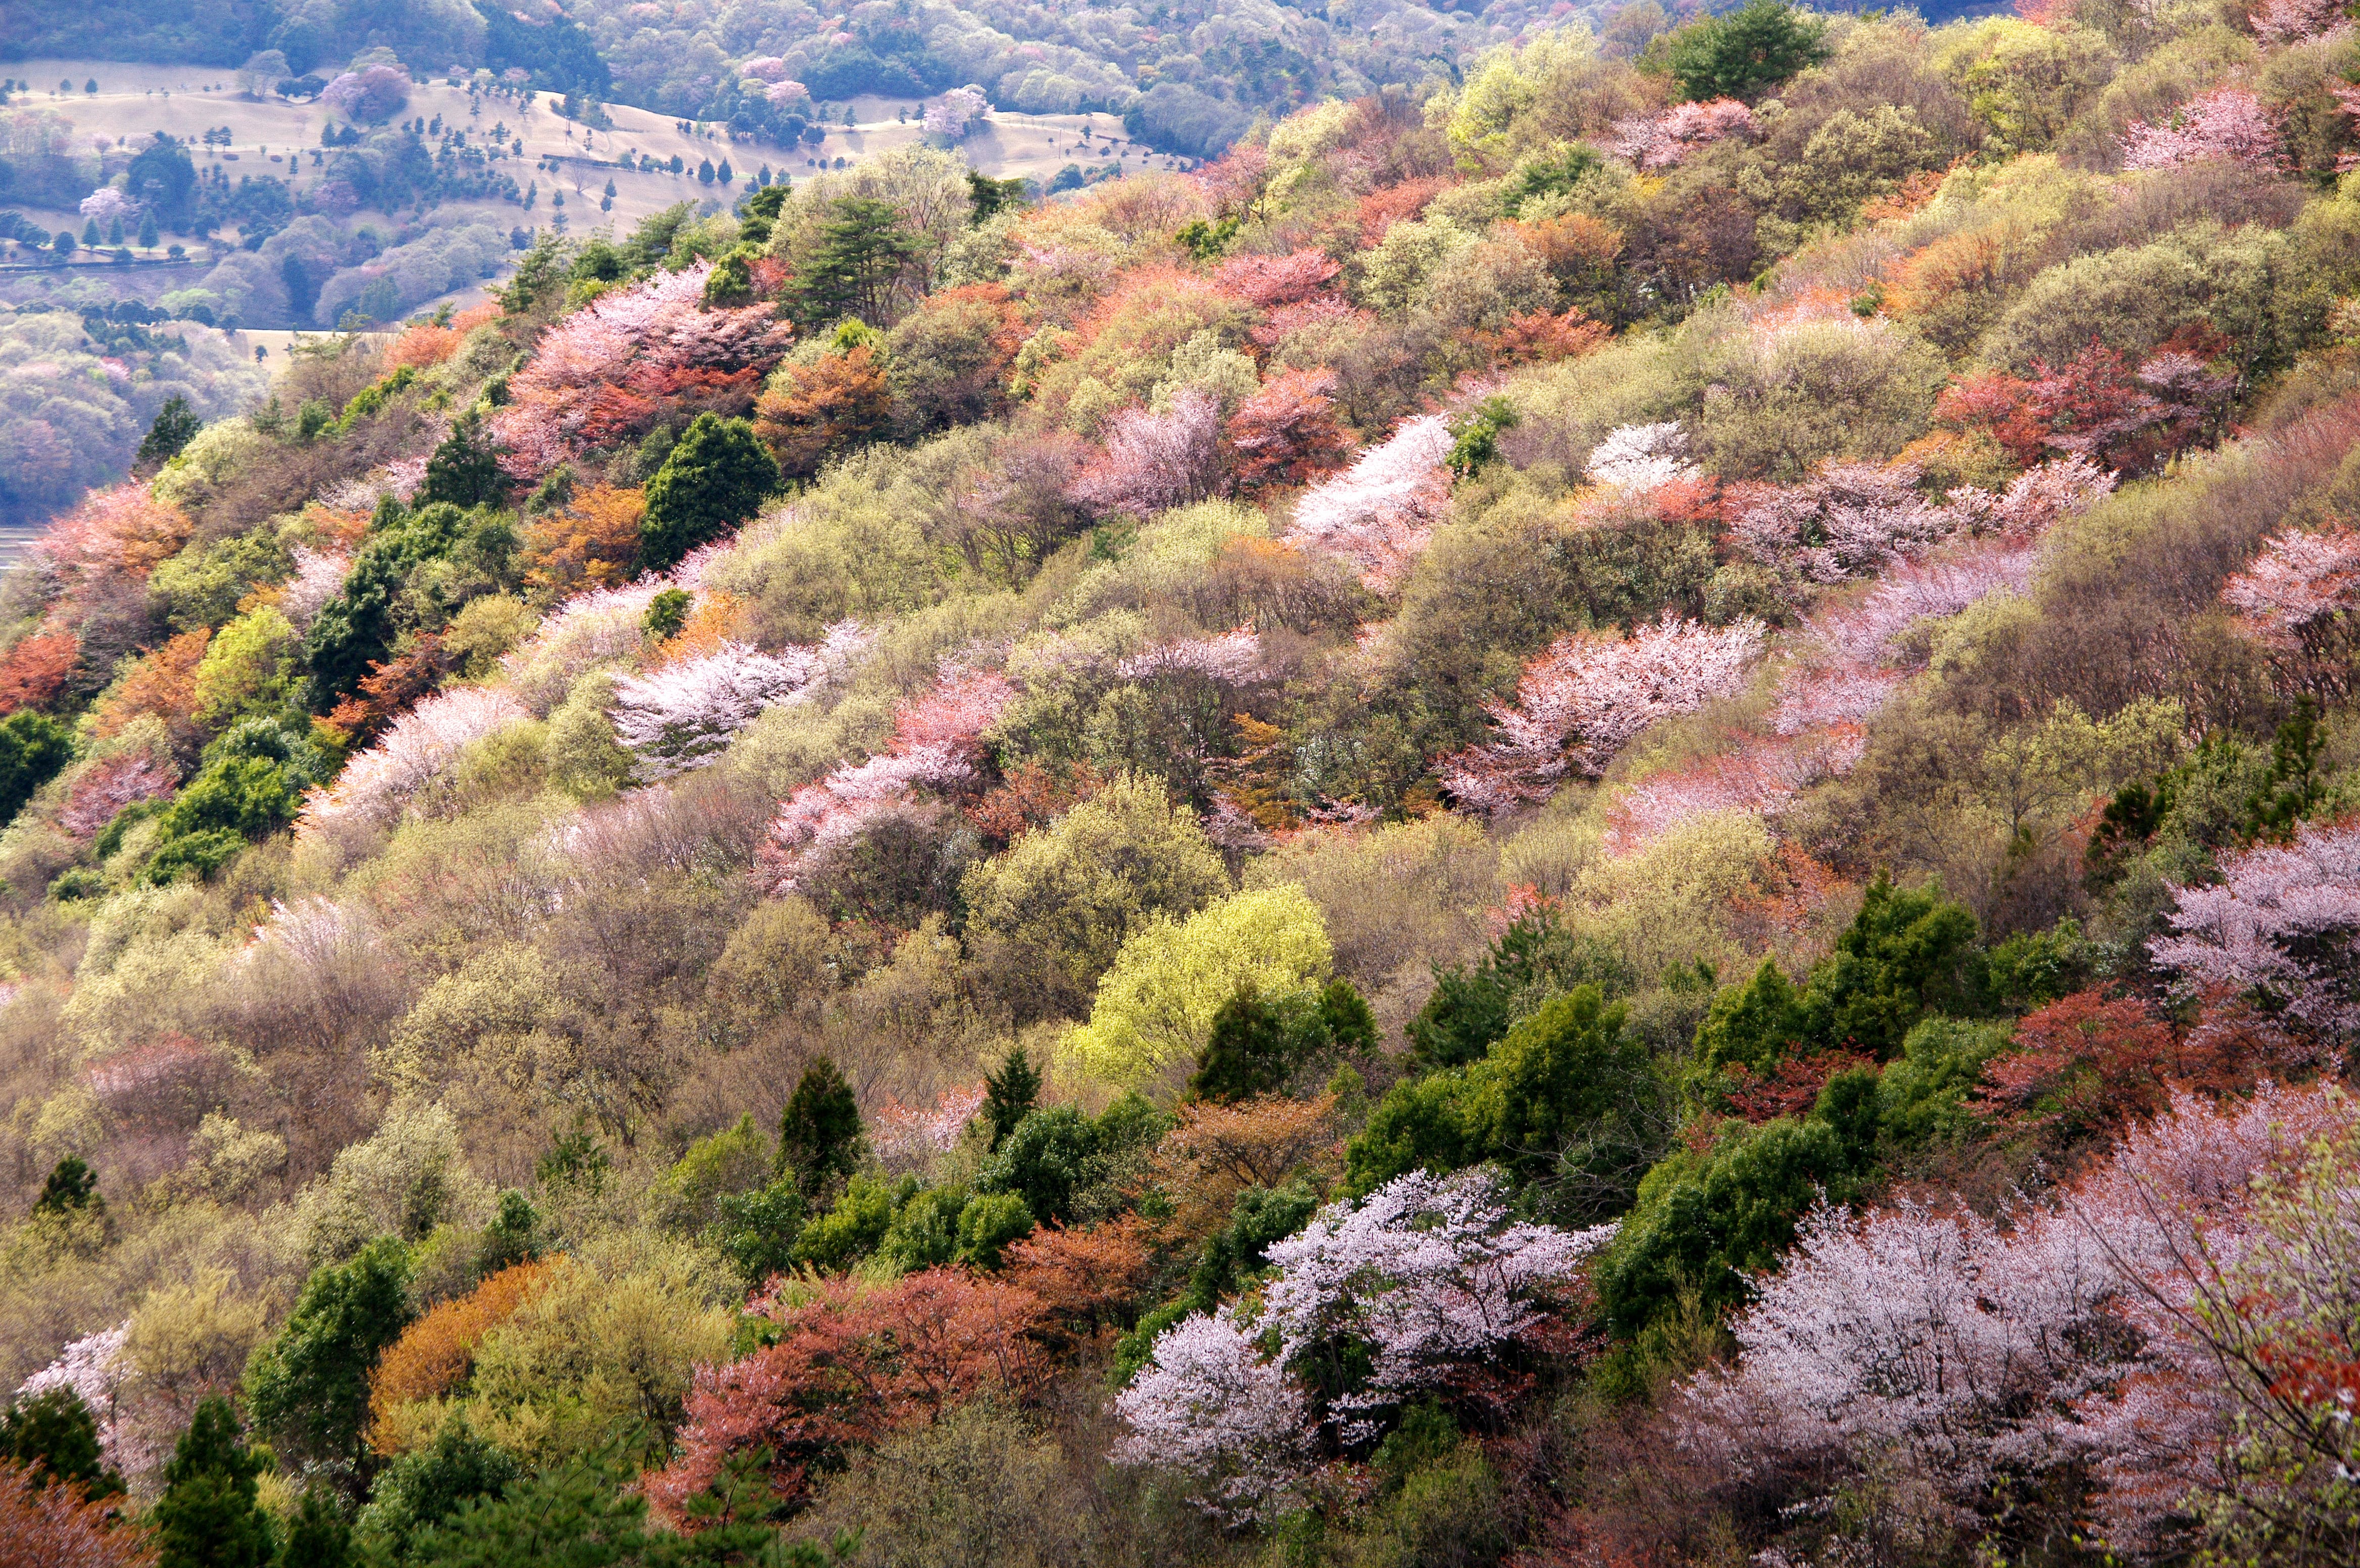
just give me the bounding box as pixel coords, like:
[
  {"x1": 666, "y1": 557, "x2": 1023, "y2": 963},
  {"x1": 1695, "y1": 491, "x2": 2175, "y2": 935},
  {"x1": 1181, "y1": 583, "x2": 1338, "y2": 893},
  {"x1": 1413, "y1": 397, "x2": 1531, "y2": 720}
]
[{"x1": 5, "y1": 1, "x2": 2360, "y2": 1566}]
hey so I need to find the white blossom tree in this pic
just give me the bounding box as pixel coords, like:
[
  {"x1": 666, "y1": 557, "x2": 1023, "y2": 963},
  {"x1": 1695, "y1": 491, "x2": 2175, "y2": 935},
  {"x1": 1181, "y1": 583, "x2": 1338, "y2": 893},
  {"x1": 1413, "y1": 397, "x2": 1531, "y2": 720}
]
[{"x1": 1442, "y1": 613, "x2": 1765, "y2": 808}]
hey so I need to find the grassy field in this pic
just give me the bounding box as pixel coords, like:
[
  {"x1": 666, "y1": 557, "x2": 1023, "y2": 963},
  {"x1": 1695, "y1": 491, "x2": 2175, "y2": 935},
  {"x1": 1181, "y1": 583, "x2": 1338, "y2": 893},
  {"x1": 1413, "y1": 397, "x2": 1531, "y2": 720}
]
[{"x1": 8, "y1": 61, "x2": 1185, "y2": 249}]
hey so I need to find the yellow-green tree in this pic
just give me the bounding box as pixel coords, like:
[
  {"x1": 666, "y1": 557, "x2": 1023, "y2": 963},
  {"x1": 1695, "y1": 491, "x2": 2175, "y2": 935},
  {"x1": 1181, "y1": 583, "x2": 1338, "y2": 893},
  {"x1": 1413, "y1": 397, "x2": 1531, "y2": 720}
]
[{"x1": 1067, "y1": 885, "x2": 1334, "y2": 1091}]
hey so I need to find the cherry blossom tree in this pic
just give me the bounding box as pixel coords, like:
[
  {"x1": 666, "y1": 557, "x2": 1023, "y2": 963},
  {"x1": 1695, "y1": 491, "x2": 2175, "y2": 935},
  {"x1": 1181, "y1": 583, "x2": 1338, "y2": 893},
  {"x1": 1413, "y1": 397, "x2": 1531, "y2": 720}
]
[
  {"x1": 1287, "y1": 414, "x2": 1455, "y2": 589},
  {"x1": 1213, "y1": 249, "x2": 1342, "y2": 308},
  {"x1": 1260, "y1": 1169, "x2": 1616, "y2": 1442},
  {"x1": 20, "y1": 1323, "x2": 142, "y2": 1479},
  {"x1": 1117, "y1": 1170, "x2": 1611, "y2": 1517},
  {"x1": 1729, "y1": 461, "x2": 1962, "y2": 583},
  {"x1": 764, "y1": 663, "x2": 1014, "y2": 889},
  {"x1": 1069, "y1": 389, "x2": 1225, "y2": 518},
  {"x1": 870, "y1": 1084, "x2": 988, "y2": 1171},
  {"x1": 491, "y1": 262, "x2": 793, "y2": 483},
  {"x1": 1113, "y1": 1308, "x2": 1313, "y2": 1523},
  {"x1": 2121, "y1": 87, "x2": 2286, "y2": 172},
  {"x1": 2252, "y1": 0, "x2": 2347, "y2": 35},
  {"x1": 303, "y1": 685, "x2": 529, "y2": 830},
  {"x1": 2148, "y1": 819, "x2": 2360, "y2": 1035},
  {"x1": 2222, "y1": 524, "x2": 2360, "y2": 694},
  {"x1": 1585, "y1": 422, "x2": 1699, "y2": 491},
  {"x1": 1609, "y1": 98, "x2": 1758, "y2": 170},
  {"x1": 1442, "y1": 613, "x2": 1766, "y2": 807},
  {"x1": 59, "y1": 752, "x2": 177, "y2": 838},
  {"x1": 1601, "y1": 739, "x2": 1823, "y2": 855},
  {"x1": 608, "y1": 630, "x2": 858, "y2": 779},
  {"x1": 1115, "y1": 626, "x2": 1263, "y2": 684},
  {"x1": 499, "y1": 581, "x2": 673, "y2": 713},
  {"x1": 276, "y1": 546, "x2": 352, "y2": 632}
]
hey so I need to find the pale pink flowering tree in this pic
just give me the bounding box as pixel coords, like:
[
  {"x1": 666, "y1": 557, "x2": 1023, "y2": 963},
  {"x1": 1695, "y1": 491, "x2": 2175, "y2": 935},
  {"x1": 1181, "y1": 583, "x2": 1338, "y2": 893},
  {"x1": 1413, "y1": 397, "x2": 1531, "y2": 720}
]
[
  {"x1": 922, "y1": 86, "x2": 990, "y2": 137},
  {"x1": 20, "y1": 1322, "x2": 143, "y2": 1477},
  {"x1": 1683, "y1": 1198, "x2": 2119, "y2": 1523},
  {"x1": 303, "y1": 685, "x2": 529, "y2": 830},
  {"x1": 1116, "y1": 626, "x2": 1263, "y2": 684},
  {"x1": 1442, "y1": 613, "x2": 1766, "y2": 808},
  {"x1": 277, "y1": 546, "x2": 352, "y2": 632},
  {"x1": 490, "y1": 261, "x2": 793, "y2": 482},
  {"x1": 2147, "y1": 819, "x2": 2360, "y2": 1034},
  {"x1": 2121, "y1": 87, "x2": 2287, "y2": 172},
  {"x1": 2250, "y1": 0, "x2": 2349, "y2": 39},
  {"x1": 1680, "y1": 1084, "x2": 2360, "y2": 1560},
  {"x1": 2070, "y1": 1092, "x2": 2360, "y2": 1558},
  {"x1": 764, "y1": 664, "x2": 1015, "y2": 889},
  {"x1": 1729, "y1": 461, "x2": 1962, "y2": 583},
  {"x1": 1068, "y1": 389, "x2": 1225, "y2": 518},
  {"x1": 1213, "y1": 249, "x2": 1342, "y2": 308},
  {"x1": 1260, "y1": 1169, "x2": 1617, "y2": 1443},
  {"x1": 1113, "y1": 1307, "x2": 1314, "y2": 1523},
  {"x1": 1585, "y1": 422, "x2": 1699, "y2": 491},
  {"x1": 608, "y1": 635, "x2": 851, "y2": 779},
  {"x1": 870, "y1": 1083, "x2": 988, "y2": 1172},
  {"x1": 1602, "y1": 738, "x2": 1824, "y2": 855},
  {"x1": 1287, "y1": 414, "x2": 1455, "y2": 589},
  {"x1": 2222, "y1": 523, "x2": 2360, "y2": 693},
  {"x1": 1116, "y1": 1170, "x2": 1611, "y2": 1517},
  {"x1": 59, "y1": 752, "x2": 177, "y2": 838},
  {"x1": 1609, "y1": 97, "x2": 1757, "y2": 170},
  {"x1": 79, "y1": 188, "x2": 137, "y2": 226}
]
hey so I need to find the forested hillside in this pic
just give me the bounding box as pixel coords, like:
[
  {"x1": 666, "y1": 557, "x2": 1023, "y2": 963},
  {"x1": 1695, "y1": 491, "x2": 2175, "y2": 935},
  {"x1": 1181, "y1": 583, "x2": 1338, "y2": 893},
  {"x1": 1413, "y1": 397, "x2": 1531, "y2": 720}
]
[{"x1": 5, "y1": 3, "x2": 2360, "y2": 1566}]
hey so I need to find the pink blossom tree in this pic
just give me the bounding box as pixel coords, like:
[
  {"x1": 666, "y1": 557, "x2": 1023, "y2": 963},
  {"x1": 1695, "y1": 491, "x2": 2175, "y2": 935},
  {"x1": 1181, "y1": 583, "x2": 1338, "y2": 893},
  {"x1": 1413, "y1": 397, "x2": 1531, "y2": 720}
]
[
  {"x1": 1609, "y1": 98, "x2": 1757, "y2": 170},
  {"x1": 2222, "y1": 523, "x2": 2360, "y2": 695},
  {"x1": 302, "y1": 685, "x2": 529, "y2": 830},
  {"x1": 1585, "y1": 422, "x2": 1699, "y2": 491},
  {"x1": 608, "y1": 634, "x2": 852, "y2": 779},
  {"x1": 1260, "y1": 1169, "x2": 1615, "y2": 1442},
  {"x1": 2147, "y1": 819, "x2": 2360, "y2": 1035},
  {"x1": 1286, "y1": 414, "x2": 1455, "y2": 589},
  {"x1": 1068, "y1": 389, "x2": 1225, "y2": 518},
  {"x1": 764, "y1": 663, "x2": 1015, "y2": 890},
  {"x1": 1113, "y1": 1307, "x2": 1313, "y2": 1523},
  {"x1": 1729, "y1": 460, "x2": 1963, "y2": 583},
  {"x1": 1213, "y1": 249, "x2": 1342, "y2": 309},
  {"x1": 2121, "y1": 88, "x2": 2286, "y2": 172},
  {"x1": 1442, "y1": 613, "x2": 1765, "y2": 808},
  {"x1": 1115, "y1": 626, "x2": 1263, "y2": 684},
  {"x1": 1116, "y1": 1170, "x2": 1611, "y2": 1516}
]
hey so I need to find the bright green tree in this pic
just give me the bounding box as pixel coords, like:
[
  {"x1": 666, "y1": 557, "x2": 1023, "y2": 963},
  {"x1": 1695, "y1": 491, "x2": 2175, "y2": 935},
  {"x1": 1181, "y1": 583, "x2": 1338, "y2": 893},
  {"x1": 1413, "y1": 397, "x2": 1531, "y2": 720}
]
[
  {"x1": 1067, "y1": 885, "x2": 1334, "y2": 1089},
  {"x1": 962, "y1": 774, "x2": 1230, "y2": 1022},
  {"x1": 637, "y1": 413, "x2": 779, "y2": 571}
]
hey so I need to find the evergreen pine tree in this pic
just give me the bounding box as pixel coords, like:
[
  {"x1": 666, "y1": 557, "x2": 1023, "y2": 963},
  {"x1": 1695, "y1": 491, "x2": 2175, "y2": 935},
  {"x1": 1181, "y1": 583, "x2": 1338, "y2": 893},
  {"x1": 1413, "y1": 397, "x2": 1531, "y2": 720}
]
[
  {"x1": 154, "y1": 1397, "x2": 274, "y2": 1568},
  {"x1": 981, "y1": 1046, "x2": 1041, "y2": 1152},
  {"x1": 777, "y1": 1056, "x2": 862, "y2": 1198},
  {"x1": 0, "y1": 1387, "x2": 123, "y2": 1497},
  {"x1": 34, "y1": 1153, "x2": 100, "y2": 1216},
  {"x1": 137, "y1": 393, "x2": 203, "y2": 470},
  {"x1": 638, "y1": 412, "x2": 779, "y2": 570}
]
